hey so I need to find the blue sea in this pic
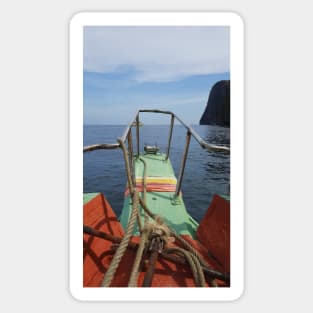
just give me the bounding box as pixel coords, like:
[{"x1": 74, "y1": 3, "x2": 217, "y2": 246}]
[{"x1": 83, "y1": 125, "x2": 230, "y2": 222}]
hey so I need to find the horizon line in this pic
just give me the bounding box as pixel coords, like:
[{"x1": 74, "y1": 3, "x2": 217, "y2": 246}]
[{"x1": 83, "y1": 123, "x2": 201, "y2": 126}]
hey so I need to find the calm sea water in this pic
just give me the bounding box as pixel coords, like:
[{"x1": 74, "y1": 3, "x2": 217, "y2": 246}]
[{"x1": 83, "y1": 125, "x2": 230, "y2": 222}]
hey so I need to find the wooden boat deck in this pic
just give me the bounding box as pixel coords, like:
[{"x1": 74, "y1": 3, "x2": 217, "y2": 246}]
[{"x1": 83, "y1": 192, "x2": 229, "y2": 287}]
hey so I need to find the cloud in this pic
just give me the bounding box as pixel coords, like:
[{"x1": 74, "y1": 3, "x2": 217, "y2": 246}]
[{"x1": 84, "y1": 26, "x2": 229, "y2": 83}]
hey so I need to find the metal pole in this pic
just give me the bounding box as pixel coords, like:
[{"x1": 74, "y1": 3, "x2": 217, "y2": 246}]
[
  {"x1": 83, "y1": 143, "x2": 120, "y2": 152},
  {"x1": 84, "y1": 110, "x2": 229, "y2": 154},
  {"x1": 166, "y1": 114, "x2": 175, "y2": 160},
  {"x1": 127, "y1": 129, "x2": 134, "y2": 181},
  {"x1": 175, "y1": 131, "x2": 191, "y2": 197},
  {"x1": 136, "y1": 114, "x2": 140, "y2": 157},
  {"x1": 142, "y1": 250, "x2": 158, "y2": 287},
  {"x1": 121, "y1": 110, "x2": 140, "y2": 143}
]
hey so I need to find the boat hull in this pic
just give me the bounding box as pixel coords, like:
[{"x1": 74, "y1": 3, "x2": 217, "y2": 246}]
[{"x1": 83, "y1": 192, "x2": 230, "y2": 287}]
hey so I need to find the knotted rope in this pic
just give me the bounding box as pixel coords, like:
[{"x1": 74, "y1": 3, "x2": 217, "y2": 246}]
[
  {"x1": 101, "y1": 137, "x2": 213, "y2": 287},
  {"x1": 128, "y1": 216, "x2": 172, "y2": 287}
]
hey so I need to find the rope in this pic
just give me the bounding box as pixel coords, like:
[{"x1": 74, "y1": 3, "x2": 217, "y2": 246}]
[
  {"x1": 139, "y1": 197, "x2": 156, "y2": 219},
  {"x1": 136, "y1": 210, "x2": 143, "y2": 233},
  {"x1": 189, "y1": 250, "x2": 206, "y2": 286},
  {"x1": 128, "y1": 229, "x2": 150, "y2": 287},
  {"x1": 133, "y1": 155, "x2": 150, "y2": 234},
  {"x1": 119, "y1": 138, "x2": 134, "y2": 194},
  {"x1": 101, "y1": 139, "x2": 140, "y2": 287},
  {"x1": 137, "y1": 192, "x2": 214, "y2": 286},
  {"x1": 84, "y1": 225, "x2": 230, "y2": 283},
  {"x1": 128, "y1": 217, "x2": 171, "y2": 287},
  {"x1": 168, "y1": 247, "x2": 200, "y2": 286},
  {"x1": 101, "y1": 190, "x2": 139, "y2": 287},
  {"x1": 167, "y1": 247, "x2": 205, "y2": 287},
  {"x1": 170, "y1": 231, "x2": 219, "y2": 287},
  {"x1": 101, "y1": 138, "x2": 215, "y2": 287},
  {"x1": 172, "y1": 232, "x2": 210, "y2": 268},
  {"x1": 121, "y1": 137, "x2": 143, "y2": 233},
  {"x1": 139, "y1": 194, "x2": 209, "y2": 267},
  {"x1": 139, "y1": 156, "x2": 149, "y2": 224},
  {"x1": 139, "y1": 157, "x2": 147, "y2": 204},
  {"x1": 139, "y1": 194, "x2": 208, "y2": 286}
]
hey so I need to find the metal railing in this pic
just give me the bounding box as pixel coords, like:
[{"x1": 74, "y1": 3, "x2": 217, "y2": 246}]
[{"x1": 83, "y1": 109, "x2": 230, "y2": 197}]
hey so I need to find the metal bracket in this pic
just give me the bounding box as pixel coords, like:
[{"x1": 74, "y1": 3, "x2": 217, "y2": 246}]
[{"x1": 171, "y1": 194, "x2": 183, "y2": 205}]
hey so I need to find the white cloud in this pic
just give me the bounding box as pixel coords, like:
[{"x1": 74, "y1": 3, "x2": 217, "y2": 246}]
[{"x1": 84, "y1": 26, "x2": 230, "y2": 82}]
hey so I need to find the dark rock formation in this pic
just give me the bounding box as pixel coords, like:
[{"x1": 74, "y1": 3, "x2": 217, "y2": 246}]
[{"x1": 199, "y1": 80, "x2": 230, "y2": 127}]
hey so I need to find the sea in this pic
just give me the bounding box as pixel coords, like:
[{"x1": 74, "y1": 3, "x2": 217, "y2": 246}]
[{"x1": 83, "y1": 125, "x2": 230, "y2": 223}]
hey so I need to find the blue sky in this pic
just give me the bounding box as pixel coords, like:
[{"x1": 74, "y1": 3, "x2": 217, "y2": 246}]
[{"x1": 84, "y1": 26, "x2": 230, "y2": 125}]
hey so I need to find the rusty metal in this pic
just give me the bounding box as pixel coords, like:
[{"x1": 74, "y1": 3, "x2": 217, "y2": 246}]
[
  {"x1": 136, "y1": 115, "x2": 140, "y2": 157},
  {"x1": 83, "y1": 225, "x2": 138, "y2": 250},
  {"x1": 165, "y1": 114, "x2": 175, "y2": 160},
  {"x1": 83, "y1": 225, "x2": 125, "y2": 245},
  {"x1": 121, "y1": 116, "x2": 136, "y2": 143},
  {"x1": 139, "y1": 109, "x2": 172, "y2": 115},
  {"x1": 83, "y1": 110, "x2": 229, "y2": 154},
  {"x1": 175, "y1": 131, "x2": 191, "y2": 197},
  {"x1": 83, "y1": 143, "x2": 120, "y2": 152},
  {"x1": 142, "y1": 250, "x2": 158, "y2": 287},
  {"x1": 142, "y1": 237, "x2": 163, "y2": 287},
  {"x1": 111, "y1": 243, "x2": 230, "y2": 283},
  {"x1": 138, "y1": 109, "x2": 230, "y2": 152},
  {"x1": 127, "y1": 129, "x2": 134, "y2": 177},
  {"x1": 83, "y1": 109, "x2": 230, "y2": 285}
]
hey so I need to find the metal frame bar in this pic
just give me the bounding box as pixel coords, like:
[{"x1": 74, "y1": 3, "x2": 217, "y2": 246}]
[
  {"x1": 136, "y1": 114, "x2": 140, "y2": 157},
  {"x1": 138, "y1": 109, "x2": 230, "y2": 152},
  {"x1": 83, "y1": 109, "x2": 230, "y2": 199},
  {"x1": 166, "y1": 114, "x2": 175, "y2": 160},
  {"x1": 85, "y1": 109, "x2": 230, "y2": 153},
  {"x1": 175, "y1": 131, "x2": 191, "y2": 197},
  {"x1": 83, "y1": 143, "x2": 120, "y2": 152},
  {"x1": 127, "y1": 129, "x2": 134, "y2": 178}
]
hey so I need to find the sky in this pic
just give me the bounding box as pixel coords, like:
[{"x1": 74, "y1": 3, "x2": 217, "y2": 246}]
[{"x1": 83, "y1": 26, "x2": 230, "y2": 125}]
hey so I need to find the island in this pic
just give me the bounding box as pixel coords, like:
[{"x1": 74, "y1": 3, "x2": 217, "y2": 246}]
[{"x1": 199, "y1": 80, "x2": 230, "y2": 127}]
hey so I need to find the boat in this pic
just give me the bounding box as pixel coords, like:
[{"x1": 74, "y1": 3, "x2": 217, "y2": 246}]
[{"x1": 83, "y1": 109, "x2": 230, "y2": 287}]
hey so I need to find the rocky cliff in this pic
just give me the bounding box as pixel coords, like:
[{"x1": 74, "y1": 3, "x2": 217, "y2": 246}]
[{"x1": 199, "y1": 80, "x2": 230, "y2": 126}]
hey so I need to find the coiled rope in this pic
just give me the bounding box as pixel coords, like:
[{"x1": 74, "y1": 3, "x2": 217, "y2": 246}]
[
  {"x1": 137, "y1": 197, "x2": 207, "y2": 286},
  {"x1": 166, "y1": 247, "x2": 206, "y2": 287},
  {"x1": 139, "y1": 195, "x2": 210, "y2": 269}
]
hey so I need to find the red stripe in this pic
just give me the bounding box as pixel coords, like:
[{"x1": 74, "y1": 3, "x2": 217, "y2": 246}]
[{"x1": 124, "y1": 185, "x2": 177, "y2": 197}]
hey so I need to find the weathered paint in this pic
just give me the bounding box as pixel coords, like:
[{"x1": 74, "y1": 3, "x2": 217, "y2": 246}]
[
  {"x1": 83, "y1": 192, "x2": 100, "y2": 205},
  {"x1": 83, "y1": 193, "x2": 125, "y2": 286},
  {"x1": 83, "y1": 153, "x2": 230, "y2": 287},
  {"x1": 83, "y1": 192, "x2": 229, "y2": 287},
  {"x1": 197, "y1": 194, "x2": 230, "y2": 273},
  {"x1": 119, "y1": 153, "x2": 198, "y2": 238}
]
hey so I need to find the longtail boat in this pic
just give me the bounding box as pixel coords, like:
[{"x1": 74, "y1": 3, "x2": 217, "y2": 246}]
[{"x1": 83, "y1": 109, "x2": 230, "y2": 287}]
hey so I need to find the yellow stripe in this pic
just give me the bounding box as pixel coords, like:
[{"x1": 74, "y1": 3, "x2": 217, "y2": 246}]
[{"x1": 135, "y1": 177, "x2": 177, "y2": 184}]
